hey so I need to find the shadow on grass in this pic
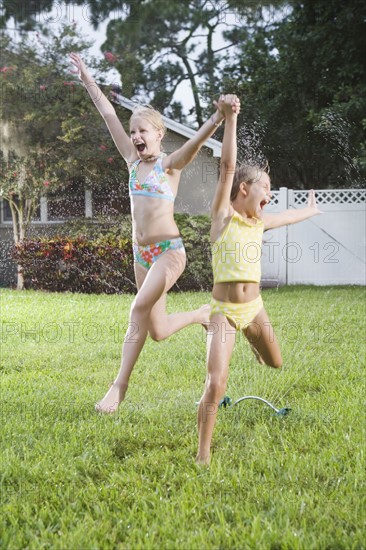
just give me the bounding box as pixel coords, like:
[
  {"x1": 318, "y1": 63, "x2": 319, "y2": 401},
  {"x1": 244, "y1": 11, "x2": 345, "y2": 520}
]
[{"x1": 112, "y1": 434, "x2": 181, "y2": 460}]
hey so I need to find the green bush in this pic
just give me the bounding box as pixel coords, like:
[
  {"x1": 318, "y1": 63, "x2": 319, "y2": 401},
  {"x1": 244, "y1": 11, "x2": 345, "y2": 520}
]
[
  {"x1": 174, "y1": 213, "x2": 212, "y2": 291},
  {"x1": 58, "y1": 214, "x2": 213, "y2": 291},
  {"x1": 13, "y1": 235, "x2": 135, "y2": 294},
  {"x1": 57, "y1": 216, "x2": 133, "y2": 241},
  {"x1": 13, "y1": 214, "x2": 213, "y2": 293}
]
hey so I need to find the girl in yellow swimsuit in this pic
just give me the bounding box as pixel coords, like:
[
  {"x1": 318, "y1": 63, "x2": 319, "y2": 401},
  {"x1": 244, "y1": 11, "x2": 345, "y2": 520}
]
[
  {"x1": 69, "y1": 53, "x2": 239, "y2": 413},
  {"x1": 196, "y1": 96, "x2": 322, "y2": 465}
]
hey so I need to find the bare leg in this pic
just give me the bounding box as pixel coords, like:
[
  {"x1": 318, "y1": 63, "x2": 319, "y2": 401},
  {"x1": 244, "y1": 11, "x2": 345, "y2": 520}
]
[
  {"x1": 244, "y1": 306, "x2": 282, "y2": 368},
  {"x1": 134, "y1": 254, "x2": 210, "y2": 341},
  {"x1": 95, "y1": 249, "x2": 186, "y2": 413},
  {"x1": 147, "y1": 289, "x2": 211, "y2": 341},
  {"x1": 196, "y1": 314, "x2": 236, "y2": 465}
]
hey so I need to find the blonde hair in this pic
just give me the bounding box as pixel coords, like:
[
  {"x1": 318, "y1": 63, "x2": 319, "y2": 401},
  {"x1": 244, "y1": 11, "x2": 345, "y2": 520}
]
[
  {"x1": 231, "y1": 162, "x2": 270, "y2": 202},
  {"x1": 130, "y1": 104, "x2": 167, "y2": 138}
]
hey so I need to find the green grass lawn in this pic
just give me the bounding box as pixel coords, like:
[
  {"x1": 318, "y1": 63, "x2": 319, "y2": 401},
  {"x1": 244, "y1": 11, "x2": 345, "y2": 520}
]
[{"x1": 1, "y1": 287, "x2": 365, "y2": 549}]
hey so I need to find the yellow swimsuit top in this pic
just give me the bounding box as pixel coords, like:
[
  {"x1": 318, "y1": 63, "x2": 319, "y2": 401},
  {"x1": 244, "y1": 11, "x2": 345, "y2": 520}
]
[{"x1": 212, "y1": 210, "x2": 264, "y2": 284}]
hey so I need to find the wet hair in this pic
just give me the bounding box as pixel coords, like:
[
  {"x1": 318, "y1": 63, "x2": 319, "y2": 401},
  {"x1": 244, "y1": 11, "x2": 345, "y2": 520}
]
[
  {"x1": 129, "y1": 104, "x2": 167, "y2": 138},
  {"x1": 230, "y1": 161, "x2": 270, "y2": 202}
]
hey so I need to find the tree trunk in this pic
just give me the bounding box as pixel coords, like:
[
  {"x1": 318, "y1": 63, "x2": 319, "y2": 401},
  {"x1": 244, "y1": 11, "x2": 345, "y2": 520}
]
[
  {"x1": 179, "y1": 53, "x2": 203, "y2": 127},
  {"x1": 9, "y1": 199, "x2": 25, "y2": 290},
  {"x1": 17, "y1": 265, "x2": 24, "y2": 290},
  {"x1": 17, "y1": 208, "x2": 26, "y2": 290}
]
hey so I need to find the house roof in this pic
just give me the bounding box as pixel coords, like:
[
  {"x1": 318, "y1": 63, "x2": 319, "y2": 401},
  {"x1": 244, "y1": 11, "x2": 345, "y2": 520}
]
[{"x1": 113, "y1": 94, "x2": 222, "y2": 157}]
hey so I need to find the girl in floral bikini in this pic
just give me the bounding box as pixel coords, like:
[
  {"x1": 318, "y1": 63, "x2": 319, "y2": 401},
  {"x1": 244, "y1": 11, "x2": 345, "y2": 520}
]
[{"x1": 69, "y1": 53, "x2": 238, "y2": 413}]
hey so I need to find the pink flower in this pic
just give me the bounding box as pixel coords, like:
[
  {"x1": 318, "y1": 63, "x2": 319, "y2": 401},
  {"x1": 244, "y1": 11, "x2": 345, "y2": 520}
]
[
  {"x1": 44, "y1": 181, "x2": 50, "y2": 187},
  {"x1": 103, "y1": 51, "x2": 118, "y2": 64},
  {"x1": 12, "y1": 172, "x2": 17, "y2": 177},
  {"x1": 39, "y1": 85, "x2": 47, "y2": 91},
  {"x1": 99, "y1": 145, "x2": 107, "y2": 151},
  {"x1": 63, "y1": 81, "x2": 75, "y2": 86},
  {"x1": 107, "y1": 157, "x2": 113, "y2": 163},
  {"x1": 0, "y1": 66, "x2": 15, "y2": 79}
]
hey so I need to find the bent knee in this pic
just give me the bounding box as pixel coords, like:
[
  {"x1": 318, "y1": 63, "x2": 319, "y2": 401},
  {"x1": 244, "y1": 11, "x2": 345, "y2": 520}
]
[
  {"x1": 131, "y1": 296, "x2": 152, "y2": 316},
  {"x1": 149, "y1": 328, "x2": 165, "y2": 342}
]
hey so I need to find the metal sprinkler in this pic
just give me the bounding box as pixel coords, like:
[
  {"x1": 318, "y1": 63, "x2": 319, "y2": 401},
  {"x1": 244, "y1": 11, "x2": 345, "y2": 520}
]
[{"x1": 219, "y1": 395, "x2": 291, "y2": 416}]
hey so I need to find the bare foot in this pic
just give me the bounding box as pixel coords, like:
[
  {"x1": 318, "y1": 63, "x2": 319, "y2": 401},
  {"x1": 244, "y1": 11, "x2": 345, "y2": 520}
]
[
  {"x1": 197, "y1": 304, "x2": 211, "y2": 330},
  {"x1": 195, "y1": 453, "x2": 210, "y2": 466},
  {"x1": 95, "y1": 382, "x2": 128, "y2": 414},
  {"x1": 250, "y1": 344, "x2": 265, "y2": 365}
]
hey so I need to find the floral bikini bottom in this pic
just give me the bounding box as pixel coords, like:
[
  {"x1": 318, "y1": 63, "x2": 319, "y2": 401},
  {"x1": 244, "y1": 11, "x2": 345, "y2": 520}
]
[{"x1": 133, "y1": 237, "x2": 185, "y2": 270}]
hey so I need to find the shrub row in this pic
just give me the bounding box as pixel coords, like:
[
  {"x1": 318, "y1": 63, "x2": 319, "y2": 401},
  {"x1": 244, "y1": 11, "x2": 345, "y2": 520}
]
[
  {"x1": 13, "y1": 235, "x2": 135, "y2": 294},
  {"x1": 13, "y1": 214, "x2": 213, "y2": 293},
  {"x1": 174, "y1": 214, "x2": 212, "y2": 291}
]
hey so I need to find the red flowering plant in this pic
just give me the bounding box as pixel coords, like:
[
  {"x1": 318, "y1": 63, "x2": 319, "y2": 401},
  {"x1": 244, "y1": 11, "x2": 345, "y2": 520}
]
[
  {"x1": 103, "y1": 51, "x2": 119, "y2": 64},
  {"x1": 0, "y1": 25, "x2": 128, "y2": 289},
  {"x1": 13, "y1": 235, "x2": 135, "y2": 294}
]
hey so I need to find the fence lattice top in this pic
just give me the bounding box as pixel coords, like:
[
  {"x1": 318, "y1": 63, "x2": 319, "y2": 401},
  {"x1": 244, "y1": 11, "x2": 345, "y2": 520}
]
[
  {"x1": 268, "y1": 188, "x2": 365, "y2": 207},
  {"x1": 292, "y1": 189, "x2": 365, "y2": 205},
  {"x1": 269, "y1": 191, "x2": 280, "y2": 206}
]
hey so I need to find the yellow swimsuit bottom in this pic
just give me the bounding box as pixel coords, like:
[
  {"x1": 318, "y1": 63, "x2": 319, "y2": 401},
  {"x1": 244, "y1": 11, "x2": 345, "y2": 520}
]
[{"x1": 210, "y1": 295, "x2": 263, "y2": 331}]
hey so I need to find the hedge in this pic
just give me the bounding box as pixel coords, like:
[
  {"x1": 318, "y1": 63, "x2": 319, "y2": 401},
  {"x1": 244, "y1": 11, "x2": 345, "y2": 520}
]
[
  {"x1": 13, "y1": 235, "x2": 135, "y2": 294},
  {"x1": 12, "y1": 214, "x2": 213, "y2": 293},
  {"x1": 173, "y1": 213, "x2": 212, "y2": 291}
]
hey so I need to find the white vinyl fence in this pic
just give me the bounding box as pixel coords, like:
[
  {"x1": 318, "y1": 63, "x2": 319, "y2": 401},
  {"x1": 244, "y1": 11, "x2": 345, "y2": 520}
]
[
  {"x1": 262, "y1": 188, "x2": 366, "y2": 286},
  {"x1": 0, "y1": 189, "x2": 365, "y2": 287}
]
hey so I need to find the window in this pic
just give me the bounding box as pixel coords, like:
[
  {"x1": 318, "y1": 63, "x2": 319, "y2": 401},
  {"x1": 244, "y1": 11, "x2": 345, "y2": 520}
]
[
  {"x1": 92, "y1": 186, "x2": 130, "y2": 216},
  {"x1": 2, "y1": 199, "x2": 12, "y2": 222},
  {"x1": 1, "y1": 198, "x2": 41, "y2": 223},
  {"x1": 47, "y1": 183, "x2": 85, "y2": 221}
]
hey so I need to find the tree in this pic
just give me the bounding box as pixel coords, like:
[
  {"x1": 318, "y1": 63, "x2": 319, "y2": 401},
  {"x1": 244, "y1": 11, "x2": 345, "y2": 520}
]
[
  {"x1": 99, "y1": 0, "x2": 285, "y2": 125},
  {"x1": 1, "y1": 1, "x2": 284, "y2": 126},
  {"x1": 100, "y1": 0, "x2": 235, "y2": 125},
  {"x1": 223, "y1": 0, "x2": 366, "y2": 188},
  {"x1": 0, "y1": 24, "x2": 128, "y2": 288},
  {"x1": 2, "y1": 1, "x2": 364, "y2": 189}
]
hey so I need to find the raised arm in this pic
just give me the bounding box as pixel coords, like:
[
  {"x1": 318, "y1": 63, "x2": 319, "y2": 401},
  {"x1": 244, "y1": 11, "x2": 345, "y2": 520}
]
[
  {"x1": 211, "y1": 95, "x2": 240, "y2": 218},
  {"x1": 164, "y1": 95, "x2": 238, "y2": 172},
  {"x1": 262, "y1": 190, "x2": 322, "y2": 230},
  {"x1": 69, "y1": 53, "x2": 135, "y2": 162}
]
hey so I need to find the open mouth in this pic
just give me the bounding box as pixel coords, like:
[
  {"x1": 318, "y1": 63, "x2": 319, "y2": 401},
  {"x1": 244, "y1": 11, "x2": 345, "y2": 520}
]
[
  {"x1": 136, "y1": 143, "x2": 146, "y2": 153},
  {"x1": 260, "y1": 199, "x2": 268, "y2": 210}
]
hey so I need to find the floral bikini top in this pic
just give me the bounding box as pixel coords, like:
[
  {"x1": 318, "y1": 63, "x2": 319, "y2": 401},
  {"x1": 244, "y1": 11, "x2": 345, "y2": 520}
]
[{"x1": 128, "y1": 156, "x2": 175, "y2": 202}]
